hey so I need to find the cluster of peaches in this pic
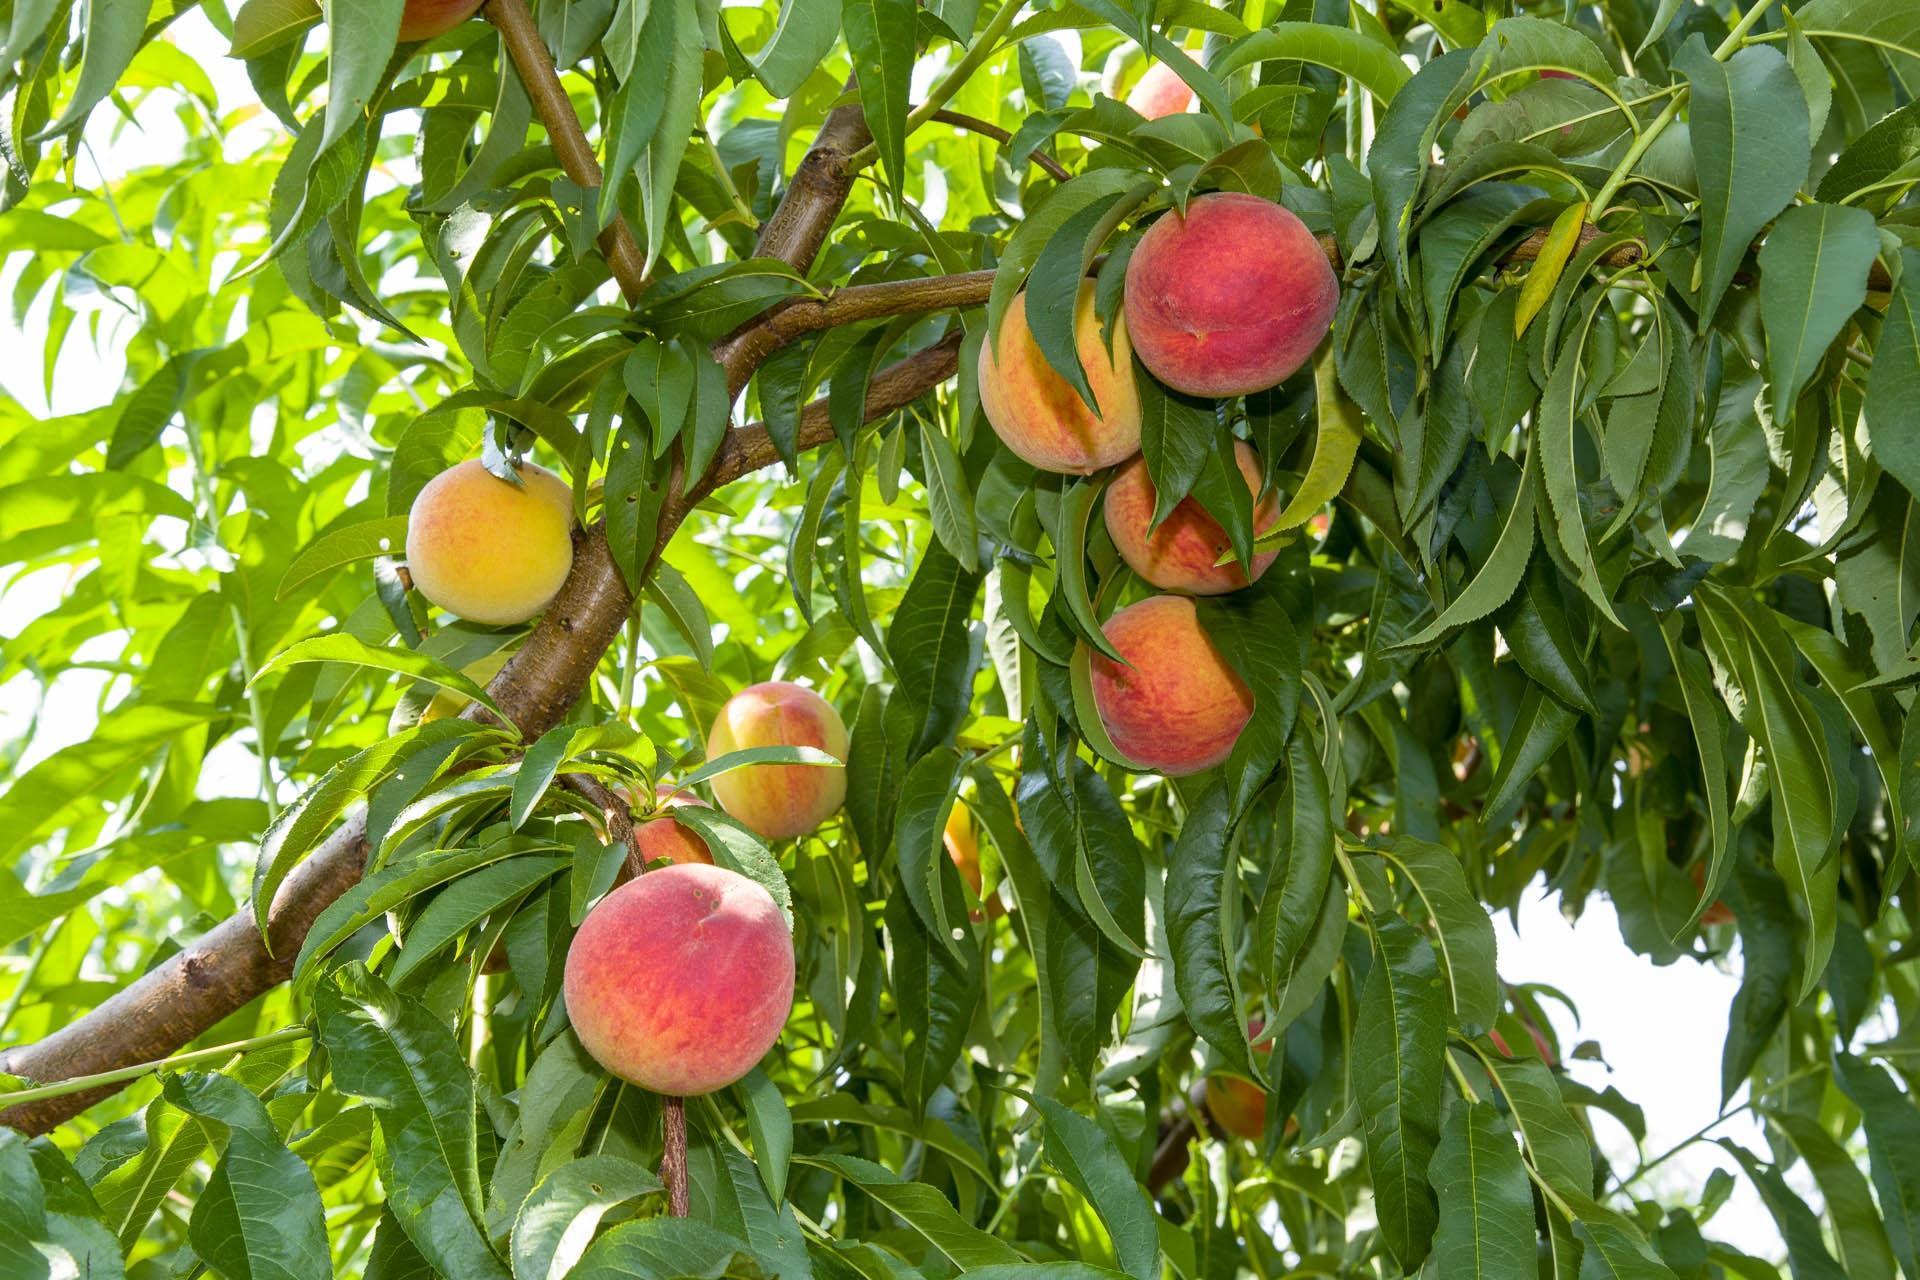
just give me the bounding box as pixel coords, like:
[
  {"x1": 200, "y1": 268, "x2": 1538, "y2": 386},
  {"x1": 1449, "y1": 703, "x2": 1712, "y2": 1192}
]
[
  {"x1": 984, "y1": 190, "x2": 1338, "y2": 775},
  {"x1": 391, "y1": 187, "x2": 1336, "y2": 1115}
]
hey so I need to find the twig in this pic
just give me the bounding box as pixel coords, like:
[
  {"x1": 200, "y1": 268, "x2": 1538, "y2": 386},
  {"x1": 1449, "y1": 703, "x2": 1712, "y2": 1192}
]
[
  {"x1": 0, "y1": 1027, "x2": 311, "y2": 1110},
  {"x1": 561, "y1": 773, "x2": 647, "y2": 878},
  {"x1": 485, "y1": 0, "x2": 648, "y2": 302},
  {"x1": 929, "y1": 109, "x2": 1072, "y2": 181}
]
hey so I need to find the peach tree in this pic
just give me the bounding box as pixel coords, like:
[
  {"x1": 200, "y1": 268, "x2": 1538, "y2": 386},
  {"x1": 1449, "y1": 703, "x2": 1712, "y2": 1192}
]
[{"x1": 2, "y1": 0, "x2": 1919, "y2": 1274}]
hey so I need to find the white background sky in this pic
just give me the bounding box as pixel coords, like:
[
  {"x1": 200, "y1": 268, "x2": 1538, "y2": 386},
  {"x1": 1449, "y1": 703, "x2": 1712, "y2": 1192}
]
[{"x1": 0, "y1": 7, "x2": 1796, "y2": 1258}]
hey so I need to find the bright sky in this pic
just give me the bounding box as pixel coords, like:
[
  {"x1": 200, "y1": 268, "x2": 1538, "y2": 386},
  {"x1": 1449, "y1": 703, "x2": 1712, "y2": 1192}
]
[{"x1": 0, "y1": 7, "x2": 1795, "y2": 1259}]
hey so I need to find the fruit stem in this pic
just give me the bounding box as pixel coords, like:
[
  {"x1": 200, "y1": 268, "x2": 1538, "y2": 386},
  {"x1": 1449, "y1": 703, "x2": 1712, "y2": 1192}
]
[{"x1": 662, "y1": 1094, "x2": 691, "y2": 1216}]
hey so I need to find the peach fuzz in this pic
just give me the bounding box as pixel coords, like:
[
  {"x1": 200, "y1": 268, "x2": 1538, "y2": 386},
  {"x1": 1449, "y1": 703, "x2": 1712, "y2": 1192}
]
[
  {"x1": 1089, "y1": 596, "x2": 1252, "y2": 776},
  {"x1": 399, "y1": 0, "x2": 483, "y2": 40},
  {"x1": 1126, "y1": 62, "x2": 1195, "y2": 119},
  {"x1": 1104, "y1": 440, "x2": 1280, "y2": 594},
  {"x1": 406, "y1": 459, "x2": 574, "y2": 626},
  {"x1": 979, "y1": 281, "x2": 1141, "y2": 474},
  {"x1": 1123, "y1": 192, "x2": 1338, "y2": 398},
  {"x1": 564, "y1": 863, "x2": 793, "y2": 1095},
  {"x1": 707, "y1": 681, "x2": 849, "y2": 840},
  {"x1": 633, "y1": 783, "x2": 712, "y2": 866}
]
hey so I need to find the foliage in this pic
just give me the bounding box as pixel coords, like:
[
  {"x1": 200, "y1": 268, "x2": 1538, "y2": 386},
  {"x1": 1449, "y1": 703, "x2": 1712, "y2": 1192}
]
[{"x1": 2, "y1": 0, "x2": 1920, "y2": 1275}]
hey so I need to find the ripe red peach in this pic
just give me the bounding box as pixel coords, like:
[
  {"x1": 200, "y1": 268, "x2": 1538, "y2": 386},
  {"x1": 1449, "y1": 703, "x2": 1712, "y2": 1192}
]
[
  {"x1": 706, "y1": 681, "x2": 849, "y2": 840},
  {"x1": 1089, "y1": 596, "x2": 1253, "y2": 776},
  {"x1": 979, "y1": 282, "x2": 1141, "y2": 474},
  {"x1": 1123, "y1": 192, "x2": 1338, "y2": 398},
  {"x1": 633, "y1": 783, "x2": 712, "y2": 866},
  {"x1": 399, "y1": 0, "x2": 483, "y2": 40},
  {"x1": 564, "y1": 863, "x2": 794, "y2": 1095},
  {"x1": 406, "y1": 459, "x2": 574, "y2": 626},
  {"x1": 1127, "y1": 62, "x2": 1195, "y2": 119},
  {"x1": 1103, "y1": 440, "x2": 1281, "y2": 594}
]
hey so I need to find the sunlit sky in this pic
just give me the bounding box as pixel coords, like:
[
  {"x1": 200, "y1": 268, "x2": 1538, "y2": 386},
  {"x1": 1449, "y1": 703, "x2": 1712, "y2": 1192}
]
[{"x1": 0, "y1": 7, "x2": 1800, "y2": 1257}]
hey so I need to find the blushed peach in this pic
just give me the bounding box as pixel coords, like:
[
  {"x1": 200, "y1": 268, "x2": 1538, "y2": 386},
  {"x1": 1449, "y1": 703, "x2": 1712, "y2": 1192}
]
[
  {"x1": 1089, "y1": 596, "x2": 1252, "y2": 776},
  {"x1": 406, "y1": 459, "x2": 574, "y2": 626},
  {"x1": 1124, "y1": 192, "x2": 1338, "y2": 398},
  {"x1": 1103, "y1": 440, "x2": 1280, "y2": 594},
  {"x1": 943, "y1": 802, "x2": 1004, "y2": 921},
  {"x1": 979, "y1": 282, "x2": 1141, "y2": 474},
  {"x1": 564, "y1": 863, "x2": 793, "y2": 1095},
  {"x1": 1204, "y1": 1018, "x2": 1270, "y2": 1140},
  {"x1": 707, "y1": 681, "x2": 849, "y2": 840},
  {"x1": 1127, "y1": 62, "x2": 1195, "y2": 119},
  {"x1": 399, "y1": 0, "x2": 483, "y2": 40},
  {"x1": 633, "y1": 783, "x2": 712, "y2": 866}
]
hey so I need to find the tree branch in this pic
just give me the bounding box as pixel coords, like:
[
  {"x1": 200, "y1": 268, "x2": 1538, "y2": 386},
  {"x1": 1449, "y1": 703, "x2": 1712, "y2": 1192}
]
[
  {"x1": 0, "y1": 335, "x2": 959, "y2": 1135},
  {"x1": 485, "y1": 0, "x2": 649, "y2": 302}
]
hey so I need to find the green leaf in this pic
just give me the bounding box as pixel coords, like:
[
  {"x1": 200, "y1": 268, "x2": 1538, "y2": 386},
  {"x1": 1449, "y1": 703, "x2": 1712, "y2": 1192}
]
[
  {"x1": 1165, "y1": 782, "x2": 1254, "y2": 1079},
  {"x1": 160, "y1": 1073, "x2": 330, "y2": 1280},
  {"x1": 1795, "y1": 0, "x2": 1920, "y2": 62},
  {"x1": 1718, "y1": 1140, "x2": 1848, "y2": 1280},
  {"x1": 1213, "y1": 22, "x2": 1413, "y2": 105},
  {"x1": 1355, "y1": 915, "x2": 1447, "y2": 1270},
  {"x1": 1572, "y1": 1215, "x2": 1683, "y2": 1279},
  {"x1": 1256, "y1": 735, "x2": 1335, "y2": 1005},
  {"x1": 1390, "y1": 450, "x2": 1537, "y2": 651},
  {"x1": 1833, "y1": 1054, "x2": 1920, "y2": 1280},
  {"x1": 1484, "y1": 1055, "x2": 1591, "y2": 1199},
  {"x1": 637, "y1": 0, "x2": 702, "y2": 271},
  {"x1": 842, "y1": 0, "x2": 916, "y2": 195},
  {"x1": 276, "y1": 515, "x2": 410, "y2": 600},
  {"x1": 1757, "y1": 202, "x2": 1880, "y2": 423},
  {"x1": 1657, "y1": 619, "x2": 1733, "y2": 929},
  {"x1": 1868, "y1": 249, "x2": 1920, "y2": 503},
  {"x1": 253, "y1": 634, "x2": 511, "y2": 724},
  {"x1": 744, "y1": 0, "x2": 841, "y2": 96},
  {"x1": 889, "y1": 540, "x2": 984, "y2": 756},
  {"x1": 229, "y1": 0, "x2": 320, "y2": 57},
  {"x1": 316, "y1": 965, "x2": 509, "y2": 1280},
  {"x1": 1364, "y1": 836, "x2": 1500, "y2": 1034},
  {"x1": 1538, "y1": 294, "x2": 1622, "y2": 626},
  {"x1": 1675, "y1": 38, "x2": 1811, "y2": 321},
  {"x1": 1770, "y1": 1110, "x2": 1900, "y2": 1280},
  {"x1": 598, "y1": 0, "x2": 677, "y2": 226},
  {"x1": 795, "y1": 1154, "x2": 1022, "y2": 1267},
  {"x1": 569, "y1": 1216, "x2": 758, "y2": 1279},
  {"x1": 1515, "y1": 201, "x2": 1588, "y2": 338},
  {"x1": 32, "y1": 0, "x2": 159, "y2": 141},
  {"x1": 739, "y1": 1068, "x2": 793, "y2": 1204},
  {"x1": 1817, "y1": 100, "x2": 1920, "y2": 202},
  {"x1": 1430, "y1": 1101, "x2": 1535, "y2": 1280},
  {"x1": 1032, "y1": 1097, "x2": 1161, "y2": 1280},
  {"x1": 511, "y1": 1156, "x2": 661, "y2": 1280},
  {"x1": 1266, "y1": 347, "x2": 1362, "y2": 537},
  {"x1": 1133, "y1": 367, "x2": 1215, "y2": 527},
  {"x1": 386, "y1": 855, "x2": 568, "y2": 985}
]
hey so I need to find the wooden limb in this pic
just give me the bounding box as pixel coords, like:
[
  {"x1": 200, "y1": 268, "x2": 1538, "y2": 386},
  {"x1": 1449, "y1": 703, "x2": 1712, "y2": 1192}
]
[
  {"x1": 485, "y1": 0, "x2": 648, "y2": 302},
  {"x1": 0, "y1": 336, "x2": 960, "y2": 1135},
  {"x1": 561, "y1": 774, "x2": 647, "y2": 879}
]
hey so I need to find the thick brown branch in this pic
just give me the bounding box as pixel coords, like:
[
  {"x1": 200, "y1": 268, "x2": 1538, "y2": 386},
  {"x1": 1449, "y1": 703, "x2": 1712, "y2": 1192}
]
[
  {"x1": 486, "y1": 0, "x2": 648, "y2": 302},
  {"x1": 0, "y1": 338, "x2": 959, "y2": 1134}
]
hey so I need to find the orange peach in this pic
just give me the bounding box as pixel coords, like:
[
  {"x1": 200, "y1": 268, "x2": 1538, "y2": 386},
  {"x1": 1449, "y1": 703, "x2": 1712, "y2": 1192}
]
[
  {"x1": 1124, "y1": 192, "x2": 1338, "y2": 398},
  {"x1": 1103, "y1": 440, "x2": 1280, "y2": 594},
  {"x1": 1204, "y1": 1018, "x2": 1271, "y2": 1140},
  {"x1": 1127, "y1": 62, "x2": 1195, "y2": 119},
  {"x1": 943, "y1": 803, "x2": 1004, "y2": 921},
  {"x1": 399, "y1": 0, "x2": 483, "y2": 40},
  {"x1": 979, "y1": 282, "x2": 1141, "y2": 474},
  {"x1": 1089, "y1": 596, "x2": 1252, "y2": 776},
  {"x1": 564, "y1": 863, "x2": 793, "y2": 1095},
  {"x1": 406, "y1": 459, "x2": 574, "y2": 626},
  {"x1": 706, "y1": 681, "x2": 849, "y2": 840},
  {"x1": 633, "y1": 783, "x2": 712, "y2": 866}
]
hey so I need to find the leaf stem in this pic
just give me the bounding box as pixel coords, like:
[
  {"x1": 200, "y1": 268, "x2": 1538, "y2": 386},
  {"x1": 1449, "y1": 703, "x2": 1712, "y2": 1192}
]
[
  {"x1": 0, "y1": 1026, "x2": 311, "y2": 1108},
  {"x1": 842, "y1": 0, "x2": 1028, "y2": 175}
]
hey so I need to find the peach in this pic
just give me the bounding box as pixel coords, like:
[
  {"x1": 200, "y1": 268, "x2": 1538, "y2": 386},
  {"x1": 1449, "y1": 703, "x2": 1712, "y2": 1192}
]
[
  {"x1": 406, "y1": 459, "x2": 574, "y2": 626},
  {"x1": 399, "y1": 0, "x2": 483, "y2": 40},
  {"x1": 1089, "y1": 596, "x2": 1252, "y2": 776},
  {"x1": 943, "y1": 802, "x2": 1004, "y2": 921},
  {"x1": 1689, "y1": 863, "x2": 1736, "y2": 926},
  {"x1": 1204, "y1": 1018, "x2": 1270, "y2": 1140},
  {"x1": 979, "y1": 282, "x2": 1141, "y2": 474},
  {"x1": 633, "y1": 783, "x2": 712, "y2": 866},
  {"x1": 1103, "y1": 440, "x2": 1280, "y2": 594},
  {"x1": 1124, "y1": 192, "x2": 1338, "y2": 398},
  {"x1": 1127, "y1": 62, "x2": 1195, "y2": 119},
  {"x1": 564, "y1": 863, "x2": 794, "y2": 1095},
  {"x1": 706, "y1": 681, "x2": 849, "y2": 840}
]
